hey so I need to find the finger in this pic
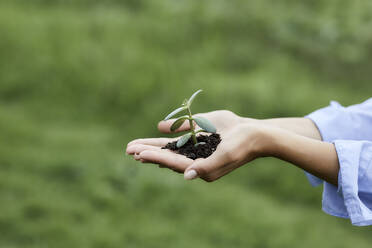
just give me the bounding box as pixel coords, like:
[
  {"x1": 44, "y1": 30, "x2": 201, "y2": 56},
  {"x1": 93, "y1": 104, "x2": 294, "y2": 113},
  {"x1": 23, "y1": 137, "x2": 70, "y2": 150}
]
[
  {"x1": 184, "y1": 149, "x2": 229, "y2": 180},
  {"x1": 127, "y1": 137, "x2": 176, "y2": 149},
  {"x1": 137, "y1": 155, "x2": 166, "y2": 165},
  {"x1": 157, "y1": 119, "x2": 193, "y2": 133},
  {"x1": 126, "y1": 144, "x2": 162, "y2": 155},
  {"x1": 130, "y1": 145, "x2": 162, "y2": 161},
  {"x1": 139, "y1": 150, "x2": 193, "y2": 173},
  {"x1": 140, "y1": 160, "x2": 165, "y2": 168}
]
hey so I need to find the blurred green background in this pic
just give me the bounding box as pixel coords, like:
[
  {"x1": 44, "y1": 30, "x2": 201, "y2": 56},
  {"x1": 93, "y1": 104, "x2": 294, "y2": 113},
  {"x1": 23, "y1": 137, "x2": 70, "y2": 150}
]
[{"x1": 1, "y1": 0, "x2": 372, "y2": 247}]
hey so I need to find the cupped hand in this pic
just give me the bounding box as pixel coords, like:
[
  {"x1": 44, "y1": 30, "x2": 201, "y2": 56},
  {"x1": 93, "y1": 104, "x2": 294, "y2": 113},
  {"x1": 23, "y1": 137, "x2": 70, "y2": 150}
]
[
  {"x1": 126, "y1": 110, "x2": 247, "y2": 172},
  {"x1": 126, "y1": 122, "x2": 267, "y2": 182}
]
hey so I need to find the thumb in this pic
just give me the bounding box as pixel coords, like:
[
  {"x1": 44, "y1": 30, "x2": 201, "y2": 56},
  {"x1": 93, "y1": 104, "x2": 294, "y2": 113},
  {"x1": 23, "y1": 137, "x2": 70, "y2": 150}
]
[{"x1": 184, "y1": 151, "x2": 226, "y2": 180}]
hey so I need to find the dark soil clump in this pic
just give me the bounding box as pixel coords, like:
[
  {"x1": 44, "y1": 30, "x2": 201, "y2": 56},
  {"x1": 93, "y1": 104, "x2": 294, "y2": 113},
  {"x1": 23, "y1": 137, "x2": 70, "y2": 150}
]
[{"x1": 162, "y1": 133, "x2": 221, "y2": 160}]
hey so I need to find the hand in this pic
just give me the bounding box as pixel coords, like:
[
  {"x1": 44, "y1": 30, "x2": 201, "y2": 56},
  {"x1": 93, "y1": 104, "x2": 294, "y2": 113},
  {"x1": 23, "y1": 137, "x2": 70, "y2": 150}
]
[
  {"x1": 126, "y1": 110, "x2": 248, "y2": 174},
  {"x1": 126, "y1": 123, "x2": 267, "y2": 182},
  {"x1": 126, "y1": 109, "x2": 248, "y2": 172}
]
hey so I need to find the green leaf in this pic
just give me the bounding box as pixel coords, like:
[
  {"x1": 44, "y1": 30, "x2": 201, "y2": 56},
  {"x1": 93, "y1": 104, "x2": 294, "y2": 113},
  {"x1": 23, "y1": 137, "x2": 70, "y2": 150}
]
[
  {"x1": 193, "y1": 116, "x2": 217, "y2": 133},
  {"x1": 170, "y1": 116, "x2": 189, "y2": 132},
  {"x1": 164, "y1": 106, "x2": 187, "y2": 121},
  {"x1": 177, "y1": 133, "x2": 192, "y2": 148},
  {"x1": 187, "y1": 89, "x2": 203, "y2": 106}
]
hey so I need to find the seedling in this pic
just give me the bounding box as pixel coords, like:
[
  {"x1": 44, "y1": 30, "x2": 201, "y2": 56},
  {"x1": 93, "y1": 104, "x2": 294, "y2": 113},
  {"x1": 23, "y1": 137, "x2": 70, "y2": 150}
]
[{"x1": 164, "y1": 89, "x2": 217, "y2": 148}]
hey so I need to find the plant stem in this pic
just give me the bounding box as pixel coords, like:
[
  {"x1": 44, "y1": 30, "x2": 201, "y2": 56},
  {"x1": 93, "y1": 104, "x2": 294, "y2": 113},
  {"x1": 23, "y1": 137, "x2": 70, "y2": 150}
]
[{"x1": 187, "y1": 106, "x2": 197, "y2": 144}]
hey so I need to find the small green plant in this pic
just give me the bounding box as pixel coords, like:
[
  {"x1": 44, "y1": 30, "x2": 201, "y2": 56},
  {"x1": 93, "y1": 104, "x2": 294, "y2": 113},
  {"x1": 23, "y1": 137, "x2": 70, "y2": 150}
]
[{"x1": 164, "y1": 89, "x2": 217, "y2": 148}]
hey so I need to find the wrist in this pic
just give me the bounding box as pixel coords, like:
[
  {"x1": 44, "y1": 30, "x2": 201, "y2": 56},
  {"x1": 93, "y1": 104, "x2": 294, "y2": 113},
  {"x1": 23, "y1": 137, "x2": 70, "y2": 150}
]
[
  {"x1": 258, "y1": 126, "x2": 300, "y2": 159},
  {"x1": 240, "y1": 123, "x2": 274, "y2": 159},
  {"x1": 254, "y1": 126, "x2": 276, "y2": 158}
]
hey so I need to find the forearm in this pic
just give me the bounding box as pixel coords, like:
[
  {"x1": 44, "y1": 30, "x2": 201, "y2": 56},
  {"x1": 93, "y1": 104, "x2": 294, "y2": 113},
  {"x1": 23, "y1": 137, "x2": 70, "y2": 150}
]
[
  {"x1": 260, "y1": 127, "x2": 339, "y2": 186},
  {"x1": 244, "y1": 117, "x2": 322, "y2": 141}
]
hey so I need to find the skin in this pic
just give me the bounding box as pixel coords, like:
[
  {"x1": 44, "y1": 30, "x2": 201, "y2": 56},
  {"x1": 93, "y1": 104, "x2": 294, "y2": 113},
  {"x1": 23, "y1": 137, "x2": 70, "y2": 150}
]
[{"x1": 126, "y1": 110, "x2": 340, "y2": 186}]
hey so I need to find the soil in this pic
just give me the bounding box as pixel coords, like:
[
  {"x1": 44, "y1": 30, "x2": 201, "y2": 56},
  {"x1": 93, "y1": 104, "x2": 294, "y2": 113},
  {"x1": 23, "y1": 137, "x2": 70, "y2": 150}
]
[{"x1": 162, "y1": 133, "x2": 221, "y2": 160}]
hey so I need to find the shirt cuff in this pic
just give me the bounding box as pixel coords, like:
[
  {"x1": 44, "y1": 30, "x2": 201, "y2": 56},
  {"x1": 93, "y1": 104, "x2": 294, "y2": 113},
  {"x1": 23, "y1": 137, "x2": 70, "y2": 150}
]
[{"x1": 328, "y1": 140, "x2": 372, "y2": 226}]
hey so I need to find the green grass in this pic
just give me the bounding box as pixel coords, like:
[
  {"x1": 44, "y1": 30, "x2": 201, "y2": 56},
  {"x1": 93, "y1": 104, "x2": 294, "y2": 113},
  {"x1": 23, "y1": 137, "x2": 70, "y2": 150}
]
[{"x1": 1, "y1": 0, "x2": 372, "y2": 247}]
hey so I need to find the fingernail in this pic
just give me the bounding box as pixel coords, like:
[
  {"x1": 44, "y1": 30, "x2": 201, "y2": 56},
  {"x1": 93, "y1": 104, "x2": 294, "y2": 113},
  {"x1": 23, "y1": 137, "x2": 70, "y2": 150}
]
[{"x1": 184, "y1": 170, "x2": 198, "y2": 180}]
